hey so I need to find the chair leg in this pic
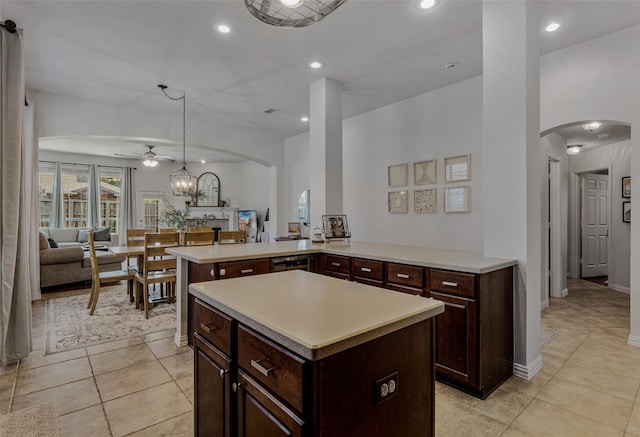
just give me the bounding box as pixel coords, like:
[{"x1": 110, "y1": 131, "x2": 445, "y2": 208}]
[
  {"x1": 87, "y1": 280, "x2": 95, "y2": 310},
  {"x1": 128, "y1": 280, "x2": 134, "y2": 304},
  {"x1": 89, "y1": 282, "x2": 100, "y2": 315},
  {"x1": 143, "y1": 282, "x2": 149, "y2": 319}
]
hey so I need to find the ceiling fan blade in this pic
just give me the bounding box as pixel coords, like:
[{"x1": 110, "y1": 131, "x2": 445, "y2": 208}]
[{"x1": 155, "y1": 155, "x2": 175, "y2": 163}]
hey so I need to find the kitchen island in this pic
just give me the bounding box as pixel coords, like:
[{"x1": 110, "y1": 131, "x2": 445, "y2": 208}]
[
  {"x1": 168, "y1": 240, "x2": 516, "y2": 399},
  {"x1": 190, "y1": 270, "x2": 445, "y2": 436}
]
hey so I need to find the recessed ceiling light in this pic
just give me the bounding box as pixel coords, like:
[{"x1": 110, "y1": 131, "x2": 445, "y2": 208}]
[
  {"x1": 201, "y1": 160, "x2": 206, "y2": 164},
  {"x1": 216, "y1": 24, "x2": 231, "y2": 34},
  {"x1": 308, "y1": 61, "x2": 324, "y2": 69},
  {"x1": 583, "y1": 122, "x2": 602, "y2": 131},
  {"x1": 544, "y1": 22, "x2": 561, "y2": 32},
  {"x1": 597, "y1": 132, "x2": 611, "y2": 140},
  {"x1": 301, "y1": 116, "x2": 309, "y2": 122},
  {"x1": 416, "y1": 0, "x2": 441, "y2": 10},
  {"x1": 445, "y1": 63, "x2": 458, "y2": 70},
  {"x1": 567, "y1": 145, "x2": 582, "y2": 155},
  {"x1": 280, "y1": 0, "x2": 303, "y2": 8}
]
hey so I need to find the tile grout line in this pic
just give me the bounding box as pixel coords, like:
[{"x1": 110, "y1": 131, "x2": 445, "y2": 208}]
[{"x1": 86, "y1": 346, "x2": 115, "y2": 437}]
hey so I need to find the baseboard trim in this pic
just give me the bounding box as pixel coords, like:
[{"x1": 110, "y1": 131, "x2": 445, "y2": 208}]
[
  {"x1": 175, "y1": 333, "x2": 188, "y2": 347},
  {"x1": 628, "y1": 335, "x2": 640, "y2": 347},
  {"x1": 609, "y1": 283, "x2": 630, "y2": 294},
  {"x1": 540, "y1": 300, "x2": 549, "y2": 311},
  {"x1": 561, "y1": 288, "x2": 569, "y2": 298},
  {"x1": 513, "y1": 355, "x2": 543, "y2": 380}
]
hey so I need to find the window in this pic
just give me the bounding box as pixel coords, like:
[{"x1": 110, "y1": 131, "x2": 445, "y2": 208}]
[
  {"x1": 100, "y1": 168, "x2": 123, "y2": 233},
  {"x1": 61, "y1": 164, "x2": 90, "y2": 228},
  {"x1": 38, "y1": 163, "x2": 55, "y2": 227},
  {"x1": 142, "y1": 193, "x2": 164, "y2": 232}
]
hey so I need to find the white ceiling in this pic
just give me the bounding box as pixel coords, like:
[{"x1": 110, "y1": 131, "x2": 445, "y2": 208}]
[{"x1": 5, "y1": 0, "x2": 640, "y2": 162}]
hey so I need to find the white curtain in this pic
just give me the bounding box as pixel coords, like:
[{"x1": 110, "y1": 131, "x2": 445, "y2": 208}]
[
  {"x1": 25, "y1": 102, "x2": 40, "y2": 301},
  {"x1": 118, "y1": 167, "x2": 136, "y2": 245},
  {"x1": 1, "y1": 25, "x2": 32, "y2": 364},
  {"x1": 87, "y1": 164, "x2": 101, "y2": 227},
  {"x1": 50, "y1": 161, "x2": 65, "y2": 228}
]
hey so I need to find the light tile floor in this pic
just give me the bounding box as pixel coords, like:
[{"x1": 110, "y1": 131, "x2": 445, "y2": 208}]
[{"x1": 1, "y1": 278, "x2": 639, "y2": 436}]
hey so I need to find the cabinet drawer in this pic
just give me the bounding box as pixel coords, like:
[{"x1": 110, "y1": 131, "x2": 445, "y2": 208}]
[
  {"x1": 218, "y1": 258, "x2": 271, "y2": 279},
  {"x1": 194, "y1": 299, "x2": 234, "y2": 356},
  {"x1": 430, "y1": 269, "x2": 476, "y2": 298},
  {"x1": 324, "y1": 254, "x2": 351, "y2": 275},
  {"x1": 352, "y1": 258, "x2": 384, "y2": 281},
  {"x1": 238, "y1": 325, "x2": 306, "y2": 413},
  {"x1": 387, "y1": 263, "x2": 424, "y2": 289}
]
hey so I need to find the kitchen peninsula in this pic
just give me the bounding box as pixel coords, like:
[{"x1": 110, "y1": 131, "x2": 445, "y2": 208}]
[
  {"x1": 190, "y1": 270, "x2": 444, "y2": 436},
  {"x1": 167, "y1": 240, "x2": 516, "y2": 399}
]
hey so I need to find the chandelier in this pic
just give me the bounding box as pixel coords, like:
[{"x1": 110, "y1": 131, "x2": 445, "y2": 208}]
[
  {"x1": 142, "y1": 146, "x2": 159, "y2": 167},
  {"x1": 159, "y1": 84, "x2": 197, "y2": 196},
  {"x1": 244, "y1": 0, "x2": 346, "y2": 28}
]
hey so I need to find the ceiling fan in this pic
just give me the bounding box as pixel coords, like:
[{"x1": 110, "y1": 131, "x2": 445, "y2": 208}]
[{"x1": 114, "y1": 145, "x2": 175, "y2": 167}]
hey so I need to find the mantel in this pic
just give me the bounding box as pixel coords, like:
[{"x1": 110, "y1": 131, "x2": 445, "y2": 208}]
[{"x1": 189, "y1": 207, "x2": 238, "y2": 219}]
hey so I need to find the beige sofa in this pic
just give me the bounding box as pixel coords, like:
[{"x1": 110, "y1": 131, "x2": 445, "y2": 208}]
[
  {"x1": 38, "y1": 226, "x2": 118, "y2": 247},
  {"x1": 39, "y1": 231, "x2": 125, "y2": 289}
]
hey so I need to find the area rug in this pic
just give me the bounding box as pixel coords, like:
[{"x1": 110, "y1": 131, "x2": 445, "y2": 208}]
[
  {"x1": 0, "y1": 402, "x2": 59, "y2": 437},
  {"x1": 540, "y1": 329, "x2": 558, "y2": 350},
  {"x1": 45, "y1": 284, "x2": 175, "y2": 355}
]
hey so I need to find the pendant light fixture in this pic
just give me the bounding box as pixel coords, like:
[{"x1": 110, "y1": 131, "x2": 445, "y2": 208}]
[
  {"x1": 159, "y1": 84, "x2": 197, "y2": 196},
  {"x1": 244, "y1": 0, "x2": 346, "y2": 28}
]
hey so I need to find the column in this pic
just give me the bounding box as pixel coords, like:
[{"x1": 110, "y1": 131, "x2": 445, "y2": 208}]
[{"x1": 483, "y1": 1, "x2": 544, "y2": 379}]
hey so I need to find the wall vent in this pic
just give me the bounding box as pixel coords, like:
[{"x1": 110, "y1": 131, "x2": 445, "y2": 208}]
[{"x1": 263, "y1": 108, "x2": 280, "y2": 114}]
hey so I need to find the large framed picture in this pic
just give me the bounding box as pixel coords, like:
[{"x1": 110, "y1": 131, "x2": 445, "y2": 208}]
[
  {"x1": 322, "y1": 215, "x2": 350, "y2": 239},
  {"x1": 388, "y1": 163, "x2": 408, "y2": 187},
  {"x1": 623, "y1": 201, "x2": 631, "y2": 223},
  {"x1": 622, "y1": 176, "x2": 631, "y2": 198}
]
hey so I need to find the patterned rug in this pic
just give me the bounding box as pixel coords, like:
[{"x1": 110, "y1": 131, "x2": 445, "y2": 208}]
[
  {"x1": 0, "y1": 402, "x2": 59, "y2": 437},
  {"x1": 45, "y1": 284, "x2": 176, "y2": 355}
]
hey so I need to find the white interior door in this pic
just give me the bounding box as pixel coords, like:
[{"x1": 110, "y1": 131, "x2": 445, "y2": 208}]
[{"x1": 581, "y1": 173, "x2": 609, "y2": 278}]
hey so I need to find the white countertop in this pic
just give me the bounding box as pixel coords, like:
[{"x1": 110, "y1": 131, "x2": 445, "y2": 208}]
[
  {"x1": 190, "y1": 270, "x2": 445, "y2": 360},
  {"x1": 168, "y1": 239, "x2": 515, "y2": 274}
]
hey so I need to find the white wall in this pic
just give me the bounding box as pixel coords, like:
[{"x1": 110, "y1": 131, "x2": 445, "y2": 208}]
[
  {"x1": 342, "y1": 77, "x2": 484, "y2": 250},
  {"x1": 284, "y1": 131, "x2": 311, "y2": 232},
  {"x1": 569, "y1": 140, "x2": 631, "y2": 291}
]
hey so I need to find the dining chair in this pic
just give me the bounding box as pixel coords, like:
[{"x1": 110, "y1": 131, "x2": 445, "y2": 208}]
[
  {"x1": 87, "y1": 231, "x2": 134, "y2": 315},
  {"x1": 185, "y1": 229, "x2": 215, "y2": 246},
  {"x1": 218, "y1": 230, "x2": 246, "y2": 244},
  {"x1": 189, "y1": 227, "x2": 212, "y2": 232},
  {"x1": 159, "y1": 227, "x2": 178, "y2": 233},
  {"x1": 134, "y1": 231, "x2": 179, "y2": 319}
]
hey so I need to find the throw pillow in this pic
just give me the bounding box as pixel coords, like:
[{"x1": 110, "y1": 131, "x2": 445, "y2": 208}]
[
  {"x1": 94, "y1": 226, "x2": 111, "y2": 241},
  {"x1": 38, "y1": 232, "x2": 50, "y2": 250},
  {"x1": 77, "y1": 227, "x2": 93, "y2": 243},
  {"x1": 47, "y1": 238, "x2": 59, "y2": 248}
]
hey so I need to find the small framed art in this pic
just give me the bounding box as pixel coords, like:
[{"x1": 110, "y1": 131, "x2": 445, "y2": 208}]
[
  {"x1": 444, "y1": 186, "x2": 471, "y2": 213},
  {"x1": 414, "y1": 160, "x2": 436, "y2": 185},
  {"x1": 444, "y1": 155, "x2": 471, "y2": 182},
  {"x1": 388, "y1": 191, "x2": 408, "y2": 213},
  {"x1": 388, "y1": 163, "x2": 408, "y2": 187},
  {"x1": 322, "y1": 215, "x2": 351, "y2": 239},
  {"x1": 414, "y1": 188, "x2": 436, "y2": 213},
  {"x1": 623, "y1": 201, "x2": 631, "y2": 223},
  {"x1": 288, "y1": 222, "x2": 301, "y2": 235},
  {"x1": 622, "y1": 176, "x2": 631, "y2": 198}
]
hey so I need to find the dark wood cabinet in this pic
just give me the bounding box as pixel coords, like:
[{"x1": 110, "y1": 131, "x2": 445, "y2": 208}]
[
  {"x1": 236, "y1": 371, "x2": 305, "y2": 437},
  {"x1": 352, "y1": 258, "x2": 385, "y2": 288},
  {"x1": 426, "y1": 267, "x2": 513, "y2": 399},
  {"x1": 386, "y1": 262, "x2": 424, "y2": 295},
  {"x1": 218, "y1": 259, "x2": 271, "y2": 280},
  {"x1": 194, "y1": 333, "x2": 234, "y2": 437}
]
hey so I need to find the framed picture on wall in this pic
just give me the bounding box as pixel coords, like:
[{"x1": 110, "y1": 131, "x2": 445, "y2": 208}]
[
  {"x1": 322, "y1": 215, "x2": 350, "y2": 239},
  {"x1": 622, "y1": 176, "x2": 631, "y2": 198},
  {"x1": 388, "y1": 163, "x2": 408, "y2": 187},
  {"x1": 414, "y1": 160, "x2": 436, "y2": 185},
  {"x1": 623, "y1": 201, "x2": 631, "y2": 223},
  {"x1": 414, "y1": 188, "x2": 436, "y2": 213},
  {"x1": 444, "y1": 155, "x2": 471, "y2": 182},
  {"x1": 444, "y1": 186, "x2": 471, "y2": 213},
  {"x1": 388, "y1": 191, "x2": 408, "y2": 213}
]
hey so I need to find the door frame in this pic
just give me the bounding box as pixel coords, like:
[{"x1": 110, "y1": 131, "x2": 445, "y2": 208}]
[{"x1": 568, "y1": 166, "x2": 613, "y2": 281}]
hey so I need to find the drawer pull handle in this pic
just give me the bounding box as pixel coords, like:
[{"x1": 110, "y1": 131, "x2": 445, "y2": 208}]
[
  {"x1": 397, "y1": 273, "x2": 410, "y2": 279},
  {"x1": 219, "y1": 369, "x2": 227, "y2": 378},
  {"x1": 251, "y1": 359, "x2": 275, "y2": 377},
  {"x1": 240, "y1": 269, "x2": 254, "y2": 274},
  {"x1": 232, "y1": 382, "x2": 241, "y2": 392},
  {"x1": 210, "y1": 269, "x2": 215, "y2": 277},
  {"x1": 442, "y1": 281, "x2": 459, "y2": 287},
  {"x1": 360, "y1": 267, "x2": 372, "y2": 273},
  {"x1": 331, "y1": 262, "x2": 341, "y2": 267},
  {"x1": 200, "y1": 323, "x2": 218, "y2": 334}
]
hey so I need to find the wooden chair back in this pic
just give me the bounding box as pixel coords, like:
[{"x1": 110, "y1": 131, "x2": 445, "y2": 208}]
[
  {"x1": 189, "y1": 227, "x2": 212, "y2": 232},
  {"x1": 126, "y1": 229, "x2": 147, "y2": 247},
  {"x1": 143, "y1": 232, "x2": 179, "y2": 274},
  {"x1": 185, "y1": 230, "x2": 215, "y2": 246},
  {"x1": 159, "y1": 227, "x2": 178, "y2": 233},
  {"x1": 218, "y1": 230, "x2": 246, "y2": 244},
  {"x1": 87, "y1": 231, "x2": 101, "y2": 281}
]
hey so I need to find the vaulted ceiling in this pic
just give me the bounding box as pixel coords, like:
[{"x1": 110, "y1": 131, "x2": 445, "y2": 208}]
[{"x1": 4, "y1": 1, "x2": 640, "y2": 162}]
